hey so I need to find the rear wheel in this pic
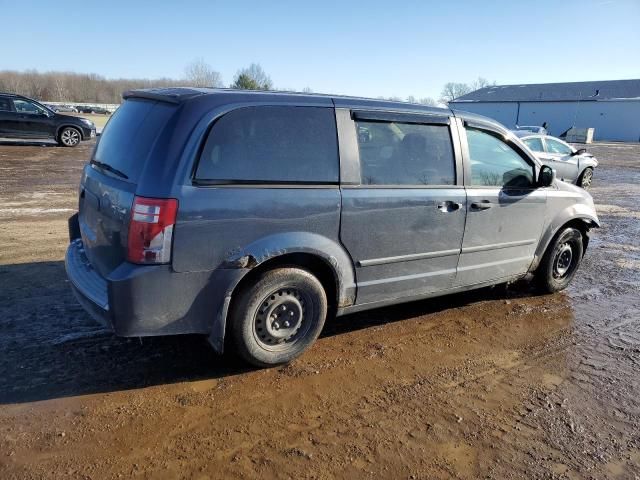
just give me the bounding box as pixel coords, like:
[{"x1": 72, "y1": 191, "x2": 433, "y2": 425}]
[
  {"x1": 230, "y1": 267, "x2": 327, "y2": 367},
  {"x1": 58, "y1": 127, "x2": 81, "y2": 147},
  {"x1": 535, "y1": 227, "x2": 584, "y2": 293},
  {"x1": 577, "y1": 167, "x2": 593, "y2": 189}
]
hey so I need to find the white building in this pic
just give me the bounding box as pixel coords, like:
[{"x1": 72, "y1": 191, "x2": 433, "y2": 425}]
[{"x1": 449, "y1": 79, "x2": 640, "y2": 142}]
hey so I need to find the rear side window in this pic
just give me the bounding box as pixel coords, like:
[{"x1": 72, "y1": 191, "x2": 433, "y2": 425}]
[
  {"x1": 196, "y1": 106, "x2": 338, "y2": 184},
  {"x1": 93, "y1": 99, "x2": 175, "y2": 182},
  {"x1": 523, "y1": 137, "x2": 544, "y2": 152},
  {"x1": 356, "y1": 120, "x2": 455, "y2": 185}
]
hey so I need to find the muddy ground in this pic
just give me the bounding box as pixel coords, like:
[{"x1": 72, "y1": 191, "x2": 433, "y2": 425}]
[{"x1": 0, "y1": 138, "x2": 638, "y2": 479}]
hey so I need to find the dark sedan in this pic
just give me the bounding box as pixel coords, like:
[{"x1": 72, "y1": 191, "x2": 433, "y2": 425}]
[
  {"x1": 77, "y1": 105, "x2": 111, "y2": 114},
  {"x1": 0, "y1": 93, "x2": 95, "y2": 147}
]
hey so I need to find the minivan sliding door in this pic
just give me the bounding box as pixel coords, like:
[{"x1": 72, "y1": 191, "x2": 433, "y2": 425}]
[{"x1": 338, "y1": 109, "x2": 466, "y2": 305}]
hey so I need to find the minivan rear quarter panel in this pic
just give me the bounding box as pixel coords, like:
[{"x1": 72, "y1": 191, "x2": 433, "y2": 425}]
[{"x1": 173, "y1": 186, "x2": 342, "y2": 273}]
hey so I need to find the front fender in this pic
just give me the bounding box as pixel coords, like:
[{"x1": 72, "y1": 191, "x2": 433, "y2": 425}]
[
  {"x1": 578, "y1": 155, "x2": 599, "y2": 171},
  {"x1": 530, "y1": 203, "x2": 600, "y2": 272}
]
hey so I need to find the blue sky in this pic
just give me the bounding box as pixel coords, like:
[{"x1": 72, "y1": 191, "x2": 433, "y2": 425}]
[{"x1": 1, "y1": 0, "x2": 639, "y2": 99}]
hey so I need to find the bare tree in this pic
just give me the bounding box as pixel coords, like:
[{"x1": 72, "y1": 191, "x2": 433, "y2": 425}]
[
  {"x1": 439, "y1": 77, "x2": 496, "y2": 104},
  {"x1": 377, "y1": 95, "x2": 402, "y2": 102},
  {"x1": 440, "y1": 82, "x2": 472, "y2": 103},
  {"x1": 0, "y1": 71, "x2": 25, "y2": 95},
  {"x1": 0, "y1": 69, "x2": 188, "y2": 103},
  {"x1": 418, "y1": 97, "x2": 437, "y2": 106},
  {"x1": 470, "y1": 77, "x2": 495, "y2": 91},
  {"x1": 52, "y1": 74, "x2": 68, "y2": 101},
  {"x1": 184, "y1": 58, "x2": 223, "y2": 88}
]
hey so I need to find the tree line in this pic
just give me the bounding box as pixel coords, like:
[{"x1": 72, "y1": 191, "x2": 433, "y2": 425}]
[
  {"x1": 439, "y1": 77, "x2": 496, "y2": 103},
  {"x1": 0, "y1": 58, "x2": 493, "y2": 106}
]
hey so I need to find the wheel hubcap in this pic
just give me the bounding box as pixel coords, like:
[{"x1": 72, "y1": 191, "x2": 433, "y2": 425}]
[
  {"x1": 62, "y1": 129, "x2": 79, "y2": 145},
  {"x1": 254, "y1": 289, "x2": 306, "y2": 347},
  {"x1": 553, "y1": 243, "x2": 573, "y2": 278},
  {"x1": 582, "y1": 170, "x2": 592, "y2": 187}
]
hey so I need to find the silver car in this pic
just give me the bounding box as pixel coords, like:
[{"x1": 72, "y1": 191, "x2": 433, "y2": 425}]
[
  {"x1": 514, "y1": 125, "x2": 548, "y2": 135},
  {"x1": 514, "y1": 132, "x2": 598, "y2": 189}
]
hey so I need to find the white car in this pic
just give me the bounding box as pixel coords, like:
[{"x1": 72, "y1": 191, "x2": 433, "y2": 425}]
[
  {"x1": 513, "y1": 132, "x2": 598, "y2": 189},
  {"x1": 514, "y1": 125, "x2": 548, "y2": 135}
]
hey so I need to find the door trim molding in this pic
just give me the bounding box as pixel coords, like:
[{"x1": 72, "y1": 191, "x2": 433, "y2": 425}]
[
  {"x1": 461, "y1": 238, "x2": 537, "y2": 254},
  {"x1": 358, "y1": 248, "x2": 461, "y2": 267},
  {"x1": 357, "y1": 267, "x2": 457, "y2": 287},
  {"x1": 456, "y1": 255, "x2": 533, "y2": 272}
]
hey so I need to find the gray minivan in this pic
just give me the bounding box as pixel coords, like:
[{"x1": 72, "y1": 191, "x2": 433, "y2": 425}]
[{"x1": 65, "y1": 88, "x2": 599, "y2": 366}]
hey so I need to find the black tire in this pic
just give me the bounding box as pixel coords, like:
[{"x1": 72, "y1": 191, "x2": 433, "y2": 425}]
[
  {"x1": 577, "y1": 167, "x2": 594, "y2": 189},
  {"x1": 535, "y1": 227, "x2": 584, "y2": 293},
  {"x1": 58, "y1": 127, "x2": 81, "y2": 147},
  {"x1": 230, "y1": 267, "x2": 327, "y2": 367}
]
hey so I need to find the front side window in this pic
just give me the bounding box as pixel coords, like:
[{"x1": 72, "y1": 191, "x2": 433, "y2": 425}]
[
  {"x1": 356, "y1": 120, "x2": 455, "y2": 185},
  {"x1": 466, "y1": 129, "x2": 534, "y2": 188},
  {"x1": 196, "y1": 106, "x2": 339, "y2": 184},
  {"x1": 523, "y1": 137, "x2": 544, "y2": 152},
  {"x1": 13, "y1": 99, "x2": 46, "y2": 115},
  {"x1": 545, "y1": 138, "x2": 572, "y2": 155}
]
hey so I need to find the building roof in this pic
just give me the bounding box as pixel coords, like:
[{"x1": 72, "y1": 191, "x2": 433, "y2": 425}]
[{"x1": 450, "y1": 79, "x2": 640, "y2": 103}]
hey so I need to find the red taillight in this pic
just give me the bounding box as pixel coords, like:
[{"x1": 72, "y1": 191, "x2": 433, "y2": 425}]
[{"x1": 127, "y1": 196, "x2": 178, "y2": 264}]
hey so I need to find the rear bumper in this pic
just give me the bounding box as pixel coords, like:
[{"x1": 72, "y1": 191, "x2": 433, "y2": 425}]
[
  {"x1": 65, "y1": 239, "x2": 112, "y2": 328},
  {"x1": 64, "y1": 238, "x2": 247, "y2": 342}
]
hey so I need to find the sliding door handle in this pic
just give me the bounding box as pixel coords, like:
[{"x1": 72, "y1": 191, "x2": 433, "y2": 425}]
[{"x1": 470, "y1": 200, "x2": 492, "y2": 210}]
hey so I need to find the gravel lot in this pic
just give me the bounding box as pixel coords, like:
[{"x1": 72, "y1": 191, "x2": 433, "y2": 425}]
[{"x1": 0, "y1": 139, "x2": 639, "y2": 479}]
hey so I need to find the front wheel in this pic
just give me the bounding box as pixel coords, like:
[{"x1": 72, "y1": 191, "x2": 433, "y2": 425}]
[
  {"x1": 230, "y1": 267, "x2": 327, "y2": 367},
  {"x1": 577, "y1": 167, "x2": 593, "y2": 189},
  {"x1": 535, "y1": 227, "x2": 584, "y2": 293},
  {"x1": 58, "y1": 127, "x2": 81, "y2": 147}
]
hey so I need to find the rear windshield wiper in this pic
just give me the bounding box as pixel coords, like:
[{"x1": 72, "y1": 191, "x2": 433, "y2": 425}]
[{"x1": 90, "y1": 159, "x2": 129, "y2": 180}]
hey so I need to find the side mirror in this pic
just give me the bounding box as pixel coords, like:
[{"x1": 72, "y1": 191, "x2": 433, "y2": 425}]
[
  {"x1": 538, "y1": 165, "x2": 555, "y2": 187},
  {"x1": 572, "y1": 148, "x2": 587, "y2": 156}
]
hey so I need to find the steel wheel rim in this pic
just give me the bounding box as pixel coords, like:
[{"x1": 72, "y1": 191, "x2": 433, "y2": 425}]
[
  {"x1": 581, "y1": 169, "x2": 593, "y2": 188},
  {"x1": 553, "y1": 242, "x2": 573, "y2": 278},
  {"x1": 61, "y1": 129, "x2": 79, "y2": 146},
  {"x1": 253, "y1": 287, "x2": 313, "y2": 351}
]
